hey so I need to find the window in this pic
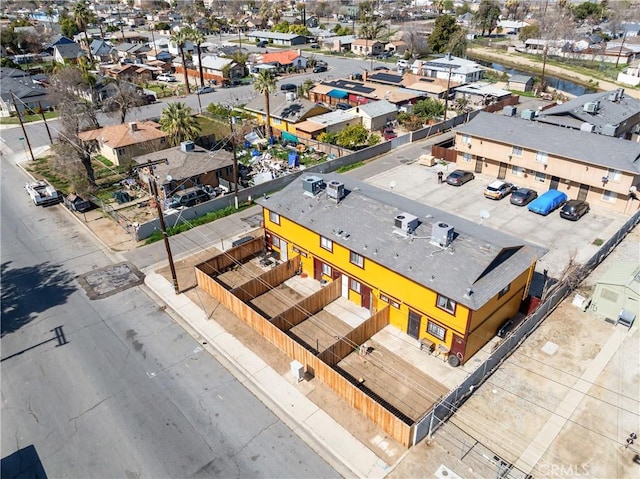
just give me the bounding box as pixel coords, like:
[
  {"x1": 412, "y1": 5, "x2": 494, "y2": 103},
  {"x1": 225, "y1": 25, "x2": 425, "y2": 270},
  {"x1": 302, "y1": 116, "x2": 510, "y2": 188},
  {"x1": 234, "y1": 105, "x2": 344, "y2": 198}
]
[
  {"x1": 380, "y1": 293, "x2": 400, "y2": 309},
  {"x1": 535, "y1": 151, "x2": 548, "y2": 164},
  {"x1": 321, "y1": 263, "x2": 332, "y2": 276},
  {"x1": 320, "y1": 236, "x2": 333, "y2": 251},
  {"x1": 460, "y1": 133, "x2": 471, "y2": 145},
  {"x1": 436, "y1": 294, "x2": 456, "y2": 314},
  {"x1": 350, "y1": 278, "x2": 361, "y2": 293},
  {"x1": 272, "y1": 118, "x2": 282, "y2": 125},
  {"x1": 602, "y1": 190, "x2": 617, "y2": 203},
  {"x1": 350, "y1": 250, "x2": 364, "y2": 268},
  {"x1": 534, "y1": 171, "x2": 546, "y2": 183},
  {"x1": 271, "y1": 236, "x2": 281, "y2": 248},
  {"x1": 292, "y1": 246, "x2": 307, "y2": 257},
  {"x1": 427, "y1": 321, "x2": 446, "y2": 341},
  {"x1": 269, "y1": 211, "x2": 280, "y2": 225},
  {"x1": 462, "y1": 152, "x2": 472, "y2": 163},
  {"x1": 607, "y1": 169, "x2": 622, "y2": 182},
  {"x1": 498, "y1": 283, "x2": 510, "y2": 299},
  {"x1": 511, "y1": 146, "x2": 523, "y2": 157},
  {"x1": 511, "y1": 166, "x2": 525, "y2": 177},
  {"x1": 117, "y1": 148, "x2": 125, "y2": 156}
]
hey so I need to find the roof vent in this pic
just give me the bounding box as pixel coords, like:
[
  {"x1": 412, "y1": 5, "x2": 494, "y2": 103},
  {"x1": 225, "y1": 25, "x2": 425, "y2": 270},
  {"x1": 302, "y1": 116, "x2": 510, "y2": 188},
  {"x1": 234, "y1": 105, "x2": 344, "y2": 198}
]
[
  {"x1": 431, "y1": 222, "x2": 455, "y2": 248},
  {"x1": 583, "y1": 101, "x2": 598, "y2": 114},
  {"x1": 326, "y1": 180, "x2": 345, "y2": 202},
  {"x1": 301, "y1": 175, "x2": 324, "y2": 196},
  {"x1": 180, "y1": 140, "x2": 195, "y2": 152},
  {"x1": 580, "y1": 122, "x2": 595, "y2": 133},
  {"x1": 394, "y1": 212, "x2": 419, "y2": 233},
  {"x1": 129, "y1": 121, "x2": 138, "y2": 131},
  {"x1": 520, "y1": 109, "x2": 535, "y2": 120},
  {"x1": 503, "y1": 105, "x2": 517, "y2": 117}
]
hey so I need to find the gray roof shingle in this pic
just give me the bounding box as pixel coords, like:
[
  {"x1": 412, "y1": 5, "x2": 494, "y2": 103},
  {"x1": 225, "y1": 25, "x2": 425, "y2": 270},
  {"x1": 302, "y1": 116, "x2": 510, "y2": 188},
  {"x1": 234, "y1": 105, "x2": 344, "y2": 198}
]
[{"x1": 256, "y1": 173, "x2": 543, "y2": 309}]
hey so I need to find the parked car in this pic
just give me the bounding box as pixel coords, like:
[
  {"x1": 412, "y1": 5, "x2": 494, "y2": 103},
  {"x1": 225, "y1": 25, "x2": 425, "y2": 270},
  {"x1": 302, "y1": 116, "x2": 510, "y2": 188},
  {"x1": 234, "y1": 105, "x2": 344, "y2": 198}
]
[
  {"x1": 382, "y1": 128, "x2": 397, "y2": 140},
  {"x1": 140, "y1": 93, "x2": 156, "y2": 105},
  {"x1": 560, "y1": 199, "x2": 590, "y2": 221},
  {"x1": 446, "y1": 170, "x2": 475, "y2": 186},
  {"x1": 157, "y1": 74, "x2": 176, "y2": 82},
  {"x1": 257, "y1": 40, "x2": 268, "y2": 48},
  {"x1": 397, "y1": 59, "x2": 409, "y2": 68},
  {"x1": 484, "y1": 180, "x2": 516, "y2": 200},
  {"x1": 280, "y1": 83, "x2": 297, "y2": 92},
  {"x1": 510, "y1": 188, "x2": 538, "y2": 206},
  {"x1": 313, "y1": 65, "x2": 327, "y2": 73},
  {"x1": 336, "y1": 102, "x2": 352, "y2": 110},
  {"x1": 310, "y1": 43, "x2": 320, "y2": 49},
  {"x1": 196, "y1": 86, "x2": 215, "y2": 94},
  {"x1": 527, "y1": 189, "x2": 567, "y2": 215},
  {"x1": 373, "y1": 65, "x2": 389, "y2": 71},
  {"x1": 166, "y1": 187, "x2": 210, "y2": 209}
]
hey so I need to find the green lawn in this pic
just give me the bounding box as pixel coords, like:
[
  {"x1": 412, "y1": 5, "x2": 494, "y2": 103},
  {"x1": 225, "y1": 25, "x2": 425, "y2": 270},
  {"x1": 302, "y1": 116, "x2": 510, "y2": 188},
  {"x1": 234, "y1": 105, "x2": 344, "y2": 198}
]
[
  {"x1": 197, "y1": 115, "x2": 231, "y2": 137},
  {"x1": 0, "y1": 111, "x2": 57, "y2": 125}
]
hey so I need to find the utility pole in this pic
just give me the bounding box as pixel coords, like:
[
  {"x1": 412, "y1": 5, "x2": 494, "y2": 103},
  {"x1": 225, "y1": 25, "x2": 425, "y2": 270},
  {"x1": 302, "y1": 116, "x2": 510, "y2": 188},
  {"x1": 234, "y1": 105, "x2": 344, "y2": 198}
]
[
  {"x1": 139, "y1": 159, "x2": 180, "y2": 294},
  {"x1": 443, "y1": 66, "x2": 453, "y2": 122},
  {"x1": 229, "y1": 115, "x2": 239, "y2": 209},
  {"x1": 10, "y1": 91, "x2": 35, "y2": 161},
  {"x1": 38, "y1": 101, "x2": 53, "y2": 144},
  {"x1": 616, "y1": 31, "x2": 627, "y2": 68}
]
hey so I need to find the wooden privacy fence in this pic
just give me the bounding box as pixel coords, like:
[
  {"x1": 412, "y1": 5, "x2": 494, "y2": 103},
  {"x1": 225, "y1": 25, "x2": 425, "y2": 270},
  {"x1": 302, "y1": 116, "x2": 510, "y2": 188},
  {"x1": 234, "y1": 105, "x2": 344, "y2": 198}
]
[
  {"x1": 271, "y1": 278, "x2": 341, "y2": 331},
  {"x1": 318, "y1": 306, "x2": 389, "y2": 366},
  {"x1": 195, "y1": 260, "x2": 413, "y2": 447},
  {"x1": 232, "y1": 256, "x2": 301, "y2": 302},
  {"x1": 196, "y1": 237, "x2": 265, "y2": 277},
  {"x1": 431, "y1": 145, "x2": 458, "y2": 162}
]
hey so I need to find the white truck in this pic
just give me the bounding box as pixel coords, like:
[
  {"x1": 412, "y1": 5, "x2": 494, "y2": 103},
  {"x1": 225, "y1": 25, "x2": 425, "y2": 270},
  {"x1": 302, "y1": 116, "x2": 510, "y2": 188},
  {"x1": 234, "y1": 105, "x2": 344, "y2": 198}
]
[{"x1": 25, "y1": 180, "x2": 62, "y2": 206}]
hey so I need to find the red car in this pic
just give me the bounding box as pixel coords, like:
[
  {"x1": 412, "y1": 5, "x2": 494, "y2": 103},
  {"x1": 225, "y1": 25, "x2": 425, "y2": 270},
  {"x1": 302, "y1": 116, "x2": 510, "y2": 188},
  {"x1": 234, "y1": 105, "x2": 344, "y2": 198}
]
[{"x1": 382, "y1": 128, "x2": 397, "y2": 140}]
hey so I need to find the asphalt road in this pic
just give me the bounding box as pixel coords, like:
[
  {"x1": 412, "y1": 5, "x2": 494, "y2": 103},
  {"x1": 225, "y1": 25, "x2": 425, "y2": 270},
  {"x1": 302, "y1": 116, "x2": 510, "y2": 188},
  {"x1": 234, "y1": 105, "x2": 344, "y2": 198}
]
[{"x1": 0, "y1": 157, "x2": 338, "y2": 478}]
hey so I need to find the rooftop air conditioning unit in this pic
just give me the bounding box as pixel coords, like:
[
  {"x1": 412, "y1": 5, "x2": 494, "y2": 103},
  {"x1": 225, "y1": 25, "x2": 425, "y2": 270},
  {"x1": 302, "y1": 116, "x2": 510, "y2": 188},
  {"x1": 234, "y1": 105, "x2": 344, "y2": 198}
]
[
  {"x1": 285, "y1": 91, "x2": 297, "y2": 102},
  {"x1": 180, "y1": 140, "x2": 195, "y2": 152},
  {"x1": 608, "y1": 90, "x2": 620, "y2": 102},
  {"x1": 394, "y1": 212, "x2": 419, "y2": 233},
  {"x1": 602, "y1": 124, "x2": 617, "y2": 136},
  {"x1": 503, "y1": 105, "x2": 517, "y2": 117},
  {"x1": 302, "y1": 175, "x2": 324, "y2": 196},
  {"x1": 520, "y1": 109, "x2": 535, "y2": 120},
  {"x1": 326, "y1": 180, "x2": 345, "y2": 202},
  {"x1": 583, "y1": 101, "x2": 598, "y2": 113},
  {"x1": 431, "y1": 222, "x2": 455, "y2": 248},
  {"x1": 580, "y1": 122, "x2": 595, "y2": 133}
]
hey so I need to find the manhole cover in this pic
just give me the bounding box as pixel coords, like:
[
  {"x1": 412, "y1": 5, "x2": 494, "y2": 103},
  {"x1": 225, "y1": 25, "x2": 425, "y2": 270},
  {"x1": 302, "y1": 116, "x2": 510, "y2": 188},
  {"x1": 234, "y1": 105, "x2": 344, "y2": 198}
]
[{"x1": 77, "y1": 262, "x2": 145, "y2": 299}]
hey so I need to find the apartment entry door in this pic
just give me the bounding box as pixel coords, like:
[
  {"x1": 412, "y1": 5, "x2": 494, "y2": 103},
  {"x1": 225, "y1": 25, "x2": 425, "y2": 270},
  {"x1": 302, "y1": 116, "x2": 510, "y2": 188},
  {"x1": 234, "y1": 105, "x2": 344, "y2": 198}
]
[
  {"x1": 577, "y1": 183, "x2": 590, "y2": 201},
  {"x1": 474, "y1": 157, "x2": 483, "y2": 174},
  {"x1": 407, "y1": 310, "x2": 421, "y2": 339},
  {"x1": 498, "y1": 162, "x2": 507, "y2": 179},
  {"x1": 550, "y1": 176, "x2": 560, "y2": 190}
]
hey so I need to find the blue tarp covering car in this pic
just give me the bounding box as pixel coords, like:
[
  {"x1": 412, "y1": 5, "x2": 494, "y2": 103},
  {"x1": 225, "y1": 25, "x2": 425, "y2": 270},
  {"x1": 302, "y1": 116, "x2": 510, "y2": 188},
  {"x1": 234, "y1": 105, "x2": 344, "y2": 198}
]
[{"x1": 527, "y1": 189, "x2": 567, "y2": 215}]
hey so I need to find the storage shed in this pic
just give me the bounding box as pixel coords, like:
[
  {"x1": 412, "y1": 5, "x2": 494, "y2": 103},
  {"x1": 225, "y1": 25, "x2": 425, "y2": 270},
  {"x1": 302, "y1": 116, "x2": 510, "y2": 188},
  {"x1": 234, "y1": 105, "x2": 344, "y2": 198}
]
[{"x1": 591, "y1": 261, "x2": 640, "y2": 322}]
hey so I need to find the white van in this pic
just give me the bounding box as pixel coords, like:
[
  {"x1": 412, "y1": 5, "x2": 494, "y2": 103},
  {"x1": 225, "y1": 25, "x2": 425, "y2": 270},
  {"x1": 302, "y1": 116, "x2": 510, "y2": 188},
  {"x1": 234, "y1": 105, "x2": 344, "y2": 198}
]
[{"x1": 397, "y1": 59, "x2": 409, "y2": 68}]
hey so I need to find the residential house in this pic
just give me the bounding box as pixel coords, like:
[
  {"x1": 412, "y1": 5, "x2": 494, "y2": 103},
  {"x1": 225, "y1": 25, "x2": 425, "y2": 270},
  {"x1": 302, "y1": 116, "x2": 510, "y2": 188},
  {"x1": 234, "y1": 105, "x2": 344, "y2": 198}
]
[
  {"x1": 352, "y1": 99, "x2": 397, "y2": 131},
  {"x1": 507, "y1": 74, "x2": 534, "y2": 93},
  {"x1": 109, "y1": 31, "x2": 149, "y2": 45},
  {"x1": 617, "y1": 61, "x2": 640, "y2": 87},
  {"x1": 103, "y1": 63, "x2": 156, "y2": 82},
  {"x1": 53, "y1": 42, "x2": 83, "y2": 64},
  {"x1": 255, "y1": 50, "x2": 307, "y2": 71},
  {"x1": 133, "y1": 141, "x2": 235, "y2": 199},
  {"x1": 453, "y1": 82, "x2": 513, "y2": 107},
  {"x1": 321, "y1": 34, "x2": 355, "y2": 53},
  {"x1": 145, "y1": 48, "x2": 173, "y2": 62},
  {"x1": 0, "y1": 68, "x2": 52, "y2": 117},
  {"x1": 454, "y1": 111, "x2": 640, "y2": 214},
  {"x1": 243, "y1": 93, "x2": 331, "y2": 135},
  {"x1": 536, "y1": 89, "x2": 640, "y2": 139},
  {"x1": 497, "y1": 20, "x2": 530, "y2": 35},
  {"x1": 168, "y1": 37, "x2": 195, "y2": 56},
  {"x1": 294, "y1": 110, "x2": 361, "y2": 139},
  {"x1": 78, "y1": 121, "x2": 168, "y2": 166},
  {"x1": 384, "y1": 40, "x2": 407, "y2": 56},
  {"x1": 90, "y1": 39, "x2": 116, "y2": 62},
  {"x1": 256, "y1": 173, "x2": 541, "y2": 365},
  {"x1": 44, "y1": 34, "x2": 76, "y2": 53},
  {"x1": 411, "y1": 54, "x2": 485, "y2": 84},
  {"x1": 114, "y1": 42, "x2": 151, "y2": 63},
  {"x1": 590, "y1": 261, "x2": 640, "y2": 322},
  {"x1": 351, "y1": 39, "x2": 385, "y2": 56},
  {"x1": 247, "y1": 31, "x2": 308, "y2": 46},
  {"x1": 310, "y1": 78, "x2": 426, "y2": 109},
  {"x1": 367, "y1": 71, "x2": 454, "y2": 100},
  {"x1": 194, "y1": 55, "x2": 245, "y2": 84}
]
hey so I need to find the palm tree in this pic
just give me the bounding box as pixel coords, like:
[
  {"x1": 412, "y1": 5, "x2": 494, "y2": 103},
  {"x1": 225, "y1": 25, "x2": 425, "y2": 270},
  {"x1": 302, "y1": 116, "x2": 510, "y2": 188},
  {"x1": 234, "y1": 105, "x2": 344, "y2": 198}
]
[
  {"x1": 253, "y1": 70, "x2": 276, "y2": 140},
  {"x1": 187, "y1": 27, "x2": 206, "y2": 88},
  {"x1": 159, "y1": 102, "x2": 201, "y2": 146},
  {"x1": 171, "y1": 29, "x2": 191, "y2": 94},
  {"x1": 73, "y1": 1, "x2": 94, "y2": 64}
]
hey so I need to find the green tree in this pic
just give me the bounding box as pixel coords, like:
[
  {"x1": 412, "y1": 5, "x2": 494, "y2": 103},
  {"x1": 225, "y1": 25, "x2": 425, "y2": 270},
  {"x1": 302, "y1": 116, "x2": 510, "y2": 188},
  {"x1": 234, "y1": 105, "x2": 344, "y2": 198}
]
[
  {"x1": 474, "y1": 0, "x2": 502, "y2": 36},
  {"x1": 171, "y1": 29, "x2": 191, "y2": 94},
  {"x1": 0, "y1": 57, "x2": 21, "y2": 69},
  {"x1": 299, "y1": 79, "x2": 315, "y2": 98},
  {"x1": 519, "y1": 24, "x2": 540, "y2": 42},
  {"x1": 572, "y1": 2, "x2": 604, "y2": 22},
  {"x1": 73, "y1": 1, "x2": 95, "y2": 63},
  {"x1": 428, "y1": 15, "x2": 461, "y2": 54},
  {"x1": 336, "y1": 124, "x2": 369, "y2": 148},
  {"x1": 272, "y1": 21, "x2": 290, "y2": 33},
  {"x1": 186, "y1": 26, "x2": 206, "y2": 87},
  {"x1": 289, "y1": 24, "x2": 310, "y2": 35},
  {"x1": 317, "y1": 131, "x2": 337, "y2": 144},
  {"x1": 155, "y1": 22, "x2": 170, "y2": 31},
  {"x1": 60, "y1": 15, "x2": 80, "y2": 38},
  {"x1": 159, "y1": 102, "x2": 201, "y2": 146},
  {"x1": 413, "y1": 98, "x2": 445, "y2": 120},
  {"x1": 253, "y1": 70, "x2": 277, "y2": 139}
]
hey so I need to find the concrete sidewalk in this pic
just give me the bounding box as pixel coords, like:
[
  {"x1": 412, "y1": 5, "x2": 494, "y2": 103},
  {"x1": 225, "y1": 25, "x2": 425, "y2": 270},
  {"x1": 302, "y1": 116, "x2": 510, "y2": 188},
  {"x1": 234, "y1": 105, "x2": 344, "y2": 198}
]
[{"x1": 144, "y1": 270, "x2": 393, "y2": 479}]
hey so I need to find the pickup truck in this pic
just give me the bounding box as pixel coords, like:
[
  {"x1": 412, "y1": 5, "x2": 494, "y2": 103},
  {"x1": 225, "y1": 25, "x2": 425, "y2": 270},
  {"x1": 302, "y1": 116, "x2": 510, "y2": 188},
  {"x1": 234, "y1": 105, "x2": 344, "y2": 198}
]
[{"x1": 26, "y1": 180, "x2": 62, "y2": 206}]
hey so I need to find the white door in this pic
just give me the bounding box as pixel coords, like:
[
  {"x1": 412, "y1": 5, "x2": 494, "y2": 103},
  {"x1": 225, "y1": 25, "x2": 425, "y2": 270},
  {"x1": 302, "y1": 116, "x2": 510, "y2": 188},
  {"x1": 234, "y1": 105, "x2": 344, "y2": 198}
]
[
  {"x1": 341, "y1": 274, "x2": 349, "y2": 298},
  {"x1": 280, "y1": 240, "x2": 288, "y2": 261}
]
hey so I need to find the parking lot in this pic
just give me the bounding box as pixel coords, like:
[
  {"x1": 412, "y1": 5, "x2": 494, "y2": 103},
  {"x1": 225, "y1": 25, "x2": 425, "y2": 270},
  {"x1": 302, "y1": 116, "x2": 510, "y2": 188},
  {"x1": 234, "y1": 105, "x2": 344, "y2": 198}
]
[{"x1": 361, "y1": 161, "x2": 630, "y2": 280}]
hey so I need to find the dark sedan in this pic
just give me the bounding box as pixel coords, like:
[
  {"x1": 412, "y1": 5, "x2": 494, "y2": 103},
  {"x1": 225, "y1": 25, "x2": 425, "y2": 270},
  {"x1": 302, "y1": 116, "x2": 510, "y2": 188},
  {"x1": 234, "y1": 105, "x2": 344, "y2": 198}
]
[
  {"x1": 313, "y1": 65, "x2": 328, "y2": 73},
  {"x1": 510, "y1": 188, "x2": 538, "y2": 206},
  {"x1": 560, "y1": 200, "x2": 590, "y2": 221},
  {"x1": 446, "y1": 170, "x2": 475, "y2": 186}
]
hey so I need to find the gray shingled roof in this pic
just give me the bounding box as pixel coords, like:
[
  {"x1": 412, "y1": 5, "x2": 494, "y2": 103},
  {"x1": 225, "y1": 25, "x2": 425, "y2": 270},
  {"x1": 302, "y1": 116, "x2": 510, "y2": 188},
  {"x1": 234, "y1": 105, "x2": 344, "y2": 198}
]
[
  {"x1": 538, "y1": 90, "x2": 640, "y2": 134},
  {"x1": 256, "y1": 173, "x2": 543, "y2": 310},
  {"x1": 133, "y1": 145, "x2": 233, "y2": 181},
  {"x1": 457, "y1": 112, "x2": 640, "y2": 173},
  {"x1": 355, "y1": 99, "x2": 397, "y2": 117},
  {"x1": 244, "y1": 93, "x2": 327, "y2": 121}
]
